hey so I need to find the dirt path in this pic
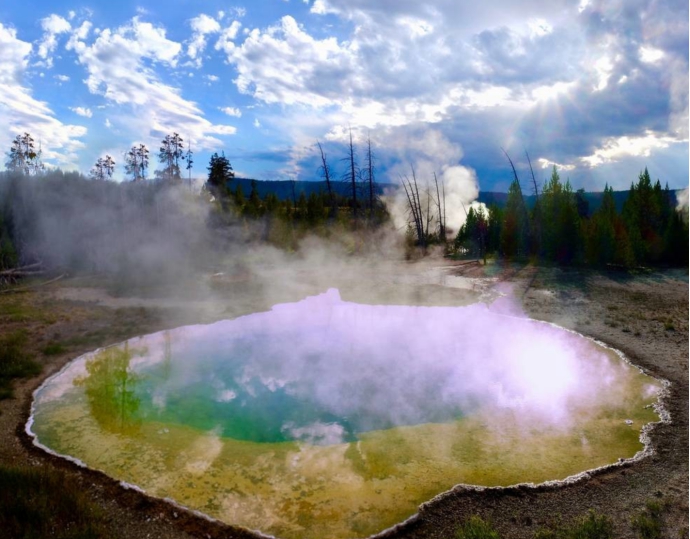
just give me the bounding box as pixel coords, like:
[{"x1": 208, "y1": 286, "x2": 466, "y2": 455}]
[{"x1": 0, "y1": 263, "x2": 687, "y2": 539}]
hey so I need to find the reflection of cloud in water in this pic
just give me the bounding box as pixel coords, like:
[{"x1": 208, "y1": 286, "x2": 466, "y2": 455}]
[
  {"x1": 643, "y1": 384, "x2": 661, "y2": 399},
  {"x1": 282, "y1": 421, "x2": 347, "y2": 446},
  {"x1": 215, "y1": 389, "x2": 237, "y2": 402},
  {"x1": 183, "y1": 427, "x2": 223, "y2": 475}
]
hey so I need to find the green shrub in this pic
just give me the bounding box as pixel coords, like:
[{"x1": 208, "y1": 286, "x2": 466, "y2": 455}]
[
  {"x1": 0, "y1": 464, "x2": 113, "y2": 539},
  {"x1": 456, "y1": 515, "x2": 501, "y2": 539},
  {"x1": 631, "y1": 501, "x2": 663, "y2": 539},
  {"x1": 534, "y1": 511, "x2": 614, "y2": 539},
  {"x1": 0, "y1": 330, "x2": 41, "y2": 399},
  {"x1": 42, "y1": 342, "x2": 66, "y2": 356}
]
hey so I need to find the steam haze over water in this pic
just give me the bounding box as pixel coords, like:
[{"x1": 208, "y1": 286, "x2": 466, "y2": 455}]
[{"x1": 30, "y1": 290, "x2": 663, "y2": 539}]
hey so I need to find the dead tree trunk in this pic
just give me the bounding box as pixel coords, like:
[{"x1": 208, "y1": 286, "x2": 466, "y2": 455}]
[
  {"x1": 401, "y1": 178, "x2": 423, "y2": 245},
  {"x1": 433, "y1": 172, "x2": 445, "y2": 242},
  {"x1": 317, "y1": 141, "x2": 336, "y2": 220},
  {"x1": 502, "y1": 148, "x2": 530, "y2": 257},
  {"x1": 347, "y1": 128, "x2": 357, "y2": 223},
  {"x1": 402, "y1": 166, "x2": 427, "y2": 248},
  {"x1": 366, "y1": 135, "x2": 375, "y2": 217},
  {"x1": 526, "y1": 150, "x2": 542, "y2": 257}
]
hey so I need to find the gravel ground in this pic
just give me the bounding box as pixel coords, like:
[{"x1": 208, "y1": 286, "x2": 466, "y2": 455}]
[{"x1": 0, "y1": 261, "x2": 687, "y2": 539}]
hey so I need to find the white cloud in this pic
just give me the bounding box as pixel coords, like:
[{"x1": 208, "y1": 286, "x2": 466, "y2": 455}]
[
  {"x1": 577, "y1": 0, "x2": 591, "y2": 13},
  {"x1": 54, "y1": 74, "x2": 69, "y2": 82},
  {"x1": 531, "y1": 80, "x2": 575, "y2": 101},
  {"x1": 187, "y1": 14, "x2": 221, "y2": 65},
  {"x1": 67, "y1": 17, "x2": 236, "y2": 150},
  {"x1": 220, "y1": 106, "x2": 242, "y2": 117},
  {"x1": 527, "y1": 18, "x2": 553, "y2": 38},
  {"x1": 205, "y1": 74, "x2": 219, "y2": 82},
  {"x1": 70, "y1": 106, "x2": 92, "y2": 117},
  {"x1": 254, "y1": 118, "x2": 261, "y2": 128},
  {"x1": 36, "y1": 14, "x2": 72, "y2": 67},
  {"x1": 310, "y1": 0, "x2": 331, "y2": 15},
  {"x1": 592, "y1": 55, "x2": 614, "y2": 91},
  {"x1": 224, "y1": 16, "x2": 357, "y2": 107},
  {"x1": 397, "y1": 16, "x2": 434, "y2": 39},
  {"x1": 214, "y1": 20, "x2": 242, "y2": 56},
  {"x1": 668, "y1": 56, "x2": 689, "y2": 139},
  {"x1": 0, "y1": 23, "x2": 86, "y2": 168},
  {"x1": 639, "y1": 45, "x2": 664, "y2": 64},
  {"x1": 537, "y1": 157, "x2": 576, "y2": 171},
  {"x1": 580, "y1": 131, "x2": 677, "y2": 167}
]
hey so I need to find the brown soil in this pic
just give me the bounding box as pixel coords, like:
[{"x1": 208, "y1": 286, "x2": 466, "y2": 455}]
[{"x1": 1, "y1": 262, "x2": 687, "y2": 539}]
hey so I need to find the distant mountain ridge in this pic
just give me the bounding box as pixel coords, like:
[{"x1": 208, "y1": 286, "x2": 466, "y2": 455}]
[
  {"x1": 229, "y1": 178, "x2": 683, "y2": 215},
  {"x1": 230, "y1": 178, "x2": 395, "y2": 200}
]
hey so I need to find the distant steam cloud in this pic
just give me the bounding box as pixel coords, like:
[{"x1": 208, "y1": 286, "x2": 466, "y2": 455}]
[
  {"x1": 676, "y1": 187, "x2": 689, "y2": 214},
  {"x1": 383, "y1": 126, "x2": 480, "y2": 235},
  {"x1": 440, "y1": 165, "x2": 481, "y2": 232}
]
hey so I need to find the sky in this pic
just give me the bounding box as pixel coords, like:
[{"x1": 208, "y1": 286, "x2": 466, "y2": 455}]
[{"x1": 0, "y1": 0, "x2": 687, "y2": 191}]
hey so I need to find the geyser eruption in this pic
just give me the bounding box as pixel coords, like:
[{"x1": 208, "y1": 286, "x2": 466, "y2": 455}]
[{"x1": 29, "y1": 290, "x2": 662, "y2": 539}]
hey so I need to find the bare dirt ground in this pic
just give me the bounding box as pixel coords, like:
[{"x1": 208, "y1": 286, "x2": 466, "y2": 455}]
[{"x1": 0, "y1": 260, "x2": 687, "y2": 539}]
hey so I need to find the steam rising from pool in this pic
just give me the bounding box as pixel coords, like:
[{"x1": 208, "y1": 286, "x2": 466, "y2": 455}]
[{"x1": 30, "y1": 289, "x2": 662, "y2": 539}]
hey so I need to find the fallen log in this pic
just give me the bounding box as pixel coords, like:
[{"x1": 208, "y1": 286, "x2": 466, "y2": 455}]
[
  {"x1": 0, "y1": 273, "x2": 65, "y2": 294},
  {"x1": 0, "y1": 270, "x2": 45, "y2": 277},
  {"x1": 0, "y1": 262, "x2": 43, "y2": 276}
]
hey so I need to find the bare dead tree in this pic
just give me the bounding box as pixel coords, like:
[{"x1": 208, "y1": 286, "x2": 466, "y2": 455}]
[
  {"x1": 317, "y1": 141, "x2": 336, "y2": 219},
  {"x1": 433, "y1": 172, "x2": 446, "y2": 241},
  {"x1": 401, "y1": 166, "x2": 427, "y2": 248},
  {"x1": 525, "y1": 151, "x2": 540, "y2": 201},
  {"x1": 442, "y1": 179, "x2": 447, "y2": 238},
  {"x1": 526, "y1": 150, "x2": 542, "y2": 256},
  {"x1": 365, "y1": 134, "x2": 375, "y2": 214},
  {"x1": 401, "y1": 176, "x2": 422, "y2": 244},
  {"x1": 425, "y1": 182, "x2": 432, "y2": 239},
  {"x1": 501, "y1": 147, "x2": 527, "y2": 207},
  {"x1": 342, "y1": 127, "x2": 358, "y2": 222},
  {"x1": 501, "y1": 147, "x2": 530, "y2": 257}
]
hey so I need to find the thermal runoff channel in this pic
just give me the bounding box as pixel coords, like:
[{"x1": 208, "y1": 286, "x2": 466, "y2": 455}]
[{"x1": 30, "y1": 290, "x2": 662, "y2": 539}]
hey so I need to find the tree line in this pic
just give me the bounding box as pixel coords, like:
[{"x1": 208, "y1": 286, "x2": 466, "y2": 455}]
[
  {"x1": 203, "y1": 131, "x2": 390, "y2": 250},
  {"x1": 454, "y1": 165, "x2": 688, "y2": 268},
  {"x1": 0, "y1": 131, "x2": 393, "y2": 274},
  {"x1": 4, "y1": 132, "x2": 193, "y2": 182},
  {"x1": 1, "y1": 132, "x2": 687, "y2": 274}
]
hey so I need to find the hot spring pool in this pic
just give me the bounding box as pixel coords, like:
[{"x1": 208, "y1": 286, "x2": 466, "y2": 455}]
[{"x1": 29, "y1": 289, "x2": 663, "y2": 539}]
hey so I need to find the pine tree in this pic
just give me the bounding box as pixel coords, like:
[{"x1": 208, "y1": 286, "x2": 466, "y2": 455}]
[
  {"x1": 206, "y1": 152, "x2": 234, "y2": 198},
  {"x1": 500, "y1": 178, "x2": 529, "y2": 258},
  {"x1": 157, "y1": 133, "x2": 185, "y2": 181},
  {"x1": 245, "y1": 180, "x2": 262, "y2": 218},
  {"x1": 125, "y1": 144, "x2": 149, "y2": 181},
  {"x1": 5, "y1": 133, "x2": 44, "y2": 175}
]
